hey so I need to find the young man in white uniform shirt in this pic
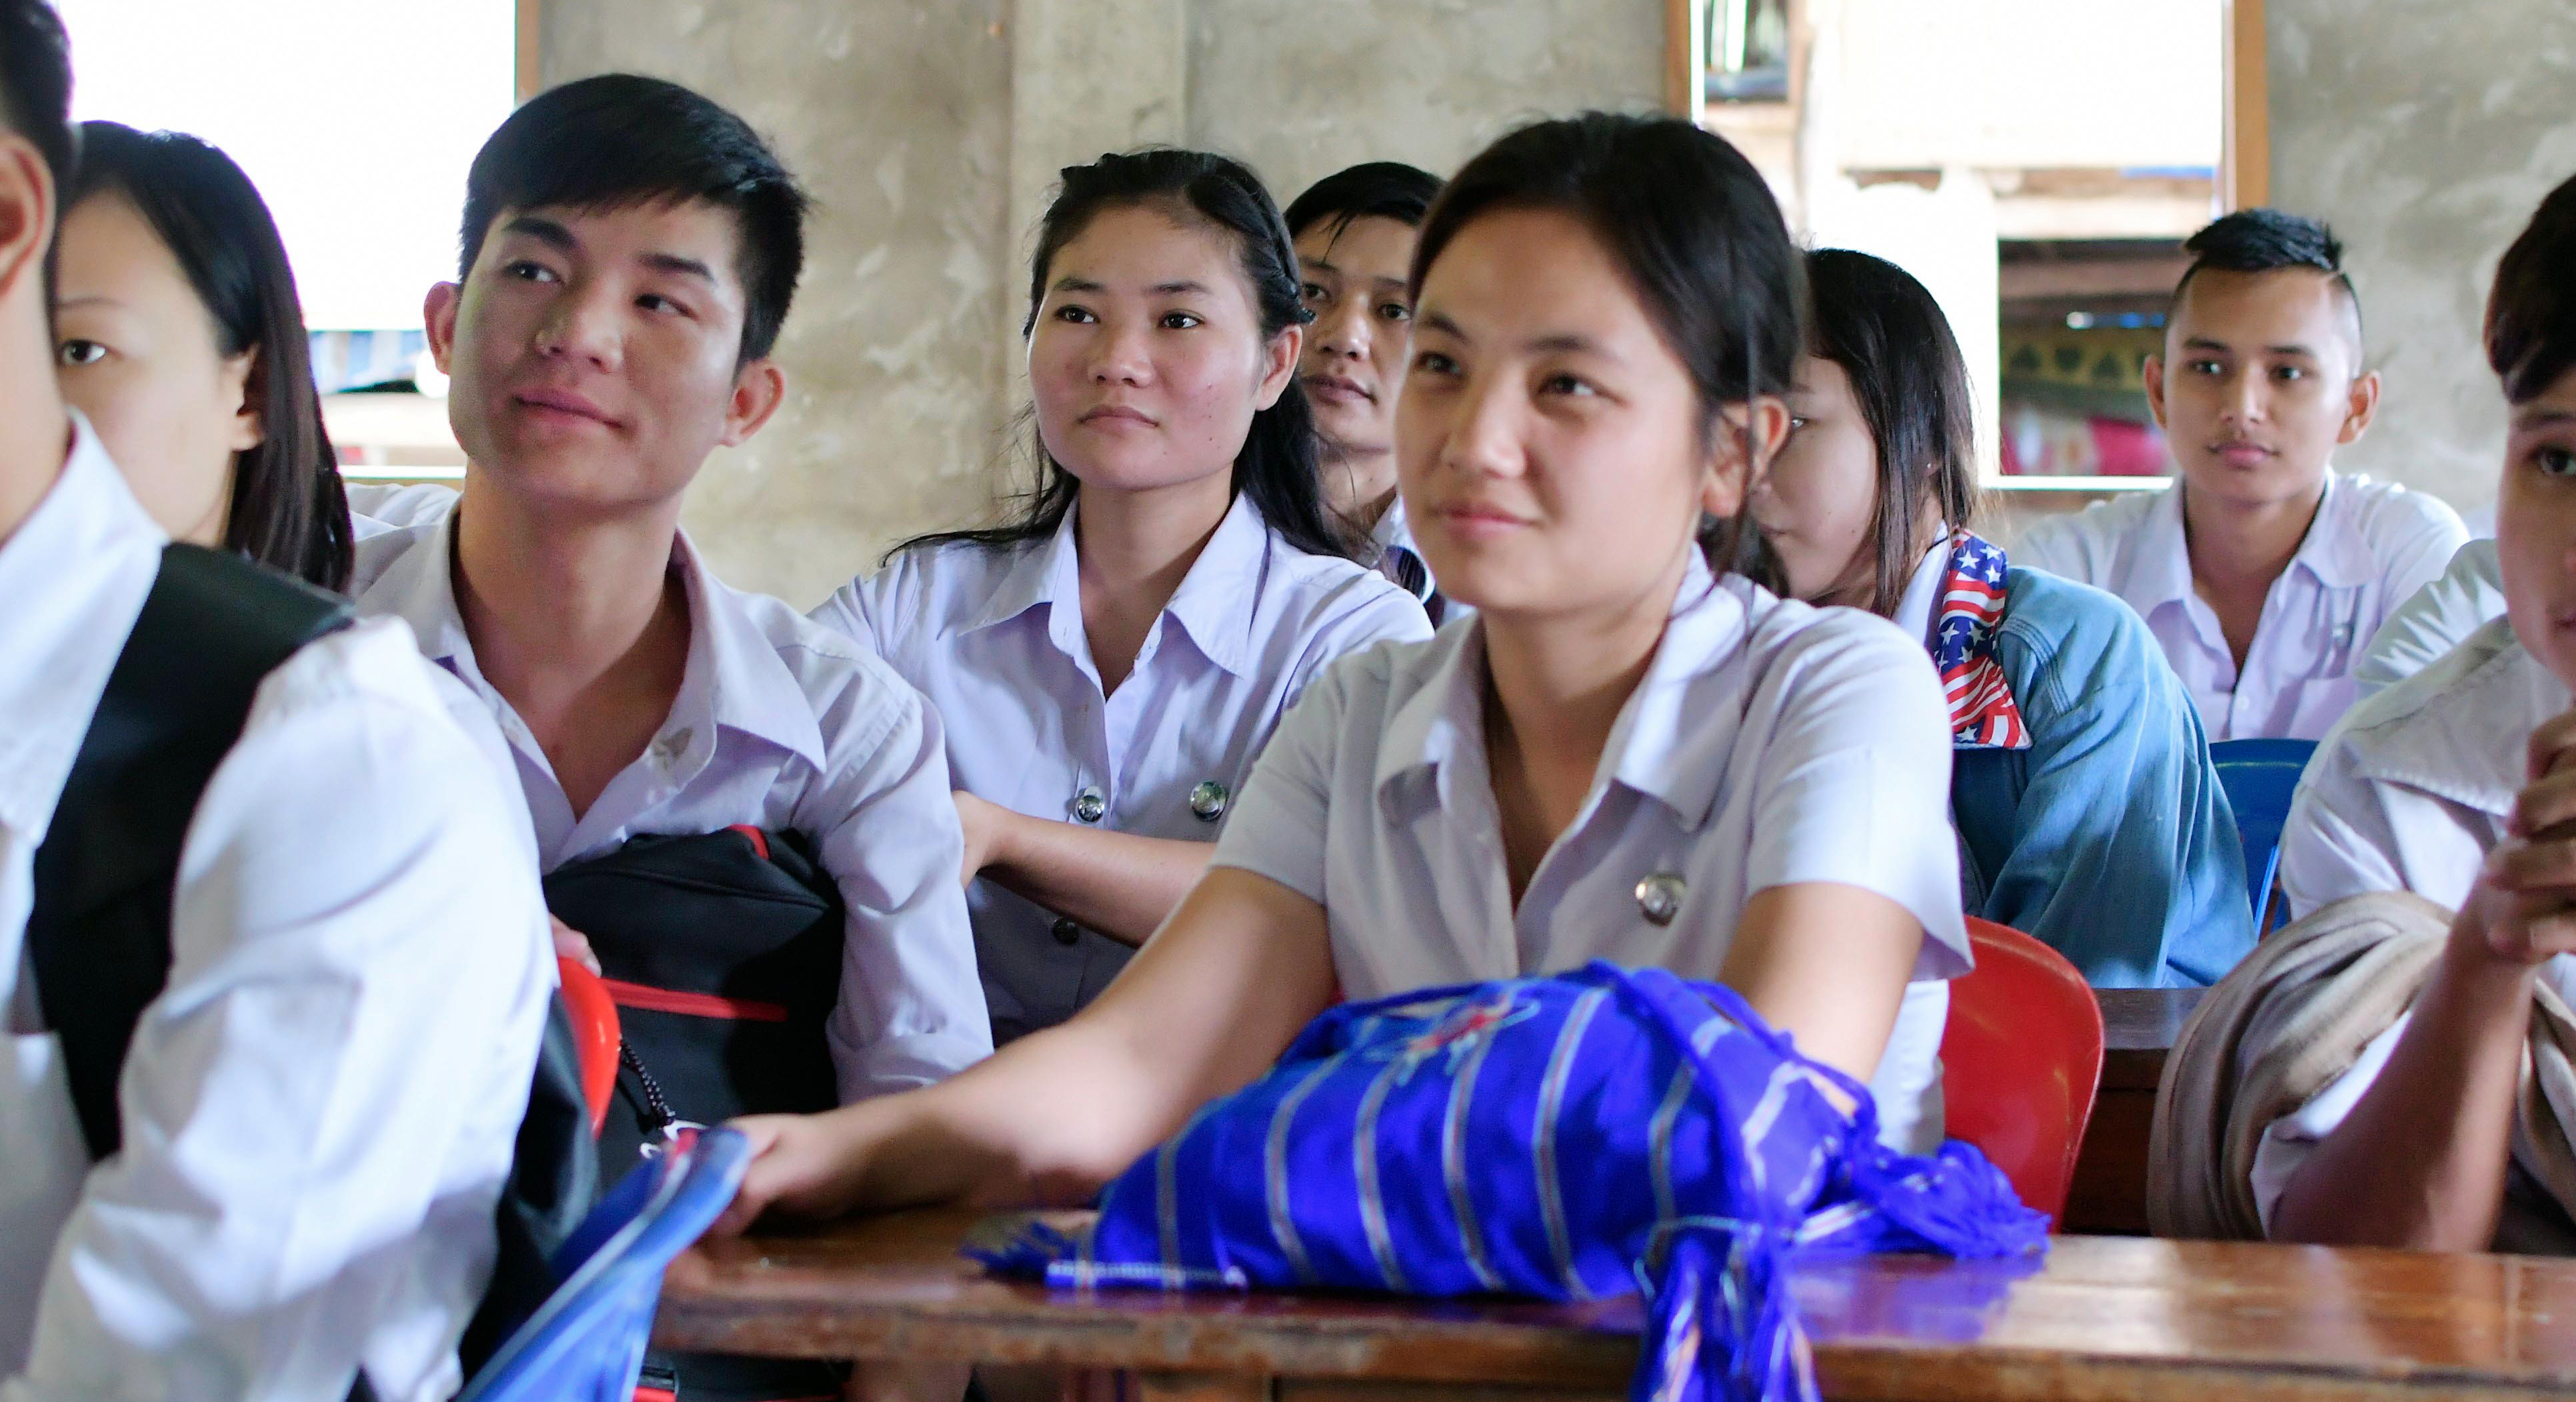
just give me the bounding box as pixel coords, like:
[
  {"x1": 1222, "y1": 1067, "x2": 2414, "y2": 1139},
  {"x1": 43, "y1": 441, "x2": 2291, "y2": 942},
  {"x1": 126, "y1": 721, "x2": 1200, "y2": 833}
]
[
  {"x1": 2019, "y1": 210, "x2": 2466, "y2": 741},
  {"x1": 0, "y1": 8, "x2": 553, "y2": 1398},
  {"x1": 2247, "y1": 180, "x2": 2576, "y2": 1251},
  {"x1": 353, "y1": 77, "x2": 990, "y2": 1104}
]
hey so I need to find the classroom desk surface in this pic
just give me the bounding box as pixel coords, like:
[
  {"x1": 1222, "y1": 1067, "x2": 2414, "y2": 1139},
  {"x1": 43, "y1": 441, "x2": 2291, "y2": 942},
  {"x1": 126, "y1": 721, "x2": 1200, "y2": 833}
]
[{"x1": 657, "y1": 1207, "x2": 2576, "y2": 1401}]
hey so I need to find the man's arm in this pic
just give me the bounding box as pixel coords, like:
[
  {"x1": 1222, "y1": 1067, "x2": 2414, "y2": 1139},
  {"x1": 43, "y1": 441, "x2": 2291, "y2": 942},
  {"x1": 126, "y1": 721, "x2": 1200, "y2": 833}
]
[{"x1": 7, "y1": 624, "x2": 553, "y2": 1402}]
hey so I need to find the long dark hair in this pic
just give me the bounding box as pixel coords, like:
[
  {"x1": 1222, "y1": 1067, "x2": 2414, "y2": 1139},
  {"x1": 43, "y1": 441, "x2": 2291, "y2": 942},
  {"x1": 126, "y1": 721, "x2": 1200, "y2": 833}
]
[
  {"x1": 894, "y1": 149, "x2": 1352, "y2": 563},
  {"x1": 1409, "y1": 113, "x2": 1802, "y2": 584},
  {"x1": 67, "y1": 121, "x2": 351, "y2": 591},
  {"x1": 1804, "y1": 249, "x2": 1979, "y2": 616}
]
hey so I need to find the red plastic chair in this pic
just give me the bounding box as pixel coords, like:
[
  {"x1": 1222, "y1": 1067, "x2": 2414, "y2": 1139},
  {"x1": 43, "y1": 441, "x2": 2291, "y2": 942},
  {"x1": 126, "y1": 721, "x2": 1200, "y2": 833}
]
[
  {"x1": 555, "y1": 956, "x2": 621, "y2": 1137},
  {"x1": 1937, "y1": 917, "x2": 2104, "y2": 1225}
]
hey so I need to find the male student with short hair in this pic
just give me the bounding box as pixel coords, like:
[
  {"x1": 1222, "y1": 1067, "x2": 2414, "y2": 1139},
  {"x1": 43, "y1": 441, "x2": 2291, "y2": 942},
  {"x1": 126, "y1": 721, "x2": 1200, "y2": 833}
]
[
  {"x1": 2019, "y1": 209, "x2": 2468, "y2": 741},
  {"x1": 0, "y1": 3, "x2": 555, "y2": 1398}
]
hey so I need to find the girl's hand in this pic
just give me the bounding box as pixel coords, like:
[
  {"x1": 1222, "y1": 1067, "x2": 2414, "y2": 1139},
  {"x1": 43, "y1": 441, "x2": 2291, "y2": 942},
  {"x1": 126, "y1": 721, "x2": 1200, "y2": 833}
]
[{"x1": 711, "y1": 1110, "x2": 874, "y2": 1238}]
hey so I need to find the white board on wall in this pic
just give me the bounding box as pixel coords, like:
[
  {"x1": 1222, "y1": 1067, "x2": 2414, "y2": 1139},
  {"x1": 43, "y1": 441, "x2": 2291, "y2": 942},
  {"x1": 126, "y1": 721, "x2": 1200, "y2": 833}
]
[{"x1": 53, "y1": 0, "x2": 516, "y2": 332}]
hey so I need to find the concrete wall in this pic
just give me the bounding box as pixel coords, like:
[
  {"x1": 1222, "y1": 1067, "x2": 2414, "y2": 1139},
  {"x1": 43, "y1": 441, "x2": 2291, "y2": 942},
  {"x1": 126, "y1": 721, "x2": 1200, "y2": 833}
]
[
  {"x1": 538, "y1": 0, "x2": 1664, "y2": 606},
  {"x1": 2268, "y1": 0, "x2": 2576, "y2": 528}
]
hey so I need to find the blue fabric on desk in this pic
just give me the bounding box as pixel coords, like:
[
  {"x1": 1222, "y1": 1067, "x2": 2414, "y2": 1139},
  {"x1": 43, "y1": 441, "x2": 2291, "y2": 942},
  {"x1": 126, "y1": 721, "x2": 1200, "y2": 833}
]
[{"x1": 973, "y1": 961, "x2": 2047, "y2": 1402}]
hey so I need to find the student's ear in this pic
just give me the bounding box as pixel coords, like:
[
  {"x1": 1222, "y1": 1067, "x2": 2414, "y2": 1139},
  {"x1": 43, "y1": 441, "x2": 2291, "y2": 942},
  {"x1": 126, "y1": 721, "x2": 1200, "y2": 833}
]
[
  {"x1": 2340, "y1": 368, "x2": 2383, "y2": 445},
  {"x1": 222, "y1": 346, "x2": 266, "y2": 454},
  {"x1": 423, "y1": 281, "x2": 463, "y2": 375},
  {"x1": 1702, "y1": 394, "x2": 1792, "y2": 520},
  {"x1": 0, "y1": 137, "x2": 53, "y2": 310},
  {"x1": 1252, "y1": 324, "x2": 1304, "y2": 411},
  {"x1": 2142, "y1": 353, "x2": 2174, "y2": 432},
  {"x1": 720, "y1": 358, "x2": 788, "y2": 447}
]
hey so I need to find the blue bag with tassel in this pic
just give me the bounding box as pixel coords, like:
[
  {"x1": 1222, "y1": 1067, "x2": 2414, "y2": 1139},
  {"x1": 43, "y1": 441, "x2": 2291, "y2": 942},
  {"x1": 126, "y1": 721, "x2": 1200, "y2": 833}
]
[{"x1": 974, "y1": 960, "x2": 2049, "y2": 1402}]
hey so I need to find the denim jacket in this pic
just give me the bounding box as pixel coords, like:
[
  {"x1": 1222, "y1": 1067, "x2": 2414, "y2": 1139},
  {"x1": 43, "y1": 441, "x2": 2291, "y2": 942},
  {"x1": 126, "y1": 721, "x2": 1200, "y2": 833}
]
[{"x1": 1947, "y1": 566, "x2": 2253, "y2": 987}]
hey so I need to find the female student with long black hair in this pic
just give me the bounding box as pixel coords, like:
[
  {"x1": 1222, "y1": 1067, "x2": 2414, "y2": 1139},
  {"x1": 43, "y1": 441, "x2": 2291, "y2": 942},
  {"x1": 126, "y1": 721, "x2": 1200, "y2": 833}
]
[
  {"x1": 1283, "y1": 161, "x2": 1447, "y2": 614},
  {"x1": 810, "y1": 151, "x2": 1432, "y2": 1044},
  {"x1": 1748, "y1": 249, "x2": 2251, "y2": 987},
  {"x1": 726, "y1": 112, "x2": 1967, "y2": 1230},
  {"x1": 52, "y1": 121, "x2": 352, "y2": 590}
]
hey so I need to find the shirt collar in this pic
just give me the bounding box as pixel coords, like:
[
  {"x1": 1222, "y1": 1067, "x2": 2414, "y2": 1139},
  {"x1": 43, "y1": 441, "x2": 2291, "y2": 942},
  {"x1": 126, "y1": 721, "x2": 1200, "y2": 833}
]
[
  {"x1": 357, "y1": 507, "x2": 828, "y2": 770},
  {"x1": 2145, "y1": 471, "x2": 2374, "y2": 604},
  {"x1": 0, "y1": 413, "x2": 164, "y2": 838},
  {"x1": 956, "y1": 492, "x2": 1273, "y2": 680},
  {"x1": 2351, "y1": 619, "x2": 2567, "y2": 818},
  {"x1": 1888, "y1": 534, "x2": 1952, "y2": 648},
  {"x1": 1373, "y1": 548, "x2": 1752, "y2": 832}
]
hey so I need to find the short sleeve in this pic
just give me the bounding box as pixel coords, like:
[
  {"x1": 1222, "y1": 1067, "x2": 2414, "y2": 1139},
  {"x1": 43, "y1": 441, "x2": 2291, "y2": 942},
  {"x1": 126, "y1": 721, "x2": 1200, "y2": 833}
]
[
  {"x1": 797, "y1": 655, "x2": 993, "y2": 1099},
  {"x1": 1208, "y1": 653, "x2": 1359, "y2": 905},
  {"x1": 1277, "y1": 573, "x2": 1432, "y2": 714},
  {"x1": 2374, "y1": 492, "x2": 2473, "y2": 620},
  {"x1": 1741, "y1": 616, "x2": 1969, "y2": 980},
  {"x1": 2010, "y1": 511, "x2": 2101, "y2": 586},
  {"x1": 808, "y1": 576, "x2": 887, "y2": 655}
]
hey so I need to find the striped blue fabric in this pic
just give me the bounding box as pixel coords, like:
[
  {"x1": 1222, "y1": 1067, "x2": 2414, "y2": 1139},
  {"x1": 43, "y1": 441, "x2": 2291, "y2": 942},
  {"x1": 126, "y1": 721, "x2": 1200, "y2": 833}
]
[{"x1": 975, "y1": 961, "x2": 2047, "y2": 1402}]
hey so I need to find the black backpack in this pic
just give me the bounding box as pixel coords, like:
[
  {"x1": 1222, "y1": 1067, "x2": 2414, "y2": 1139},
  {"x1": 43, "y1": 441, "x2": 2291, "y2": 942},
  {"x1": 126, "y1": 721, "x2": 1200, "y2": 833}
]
[
  {"x1": 23, "y1": 543, "x2": 595, "y2": 1397},
  {"x1": 542, "y1": 824, "x2": 847, "y2": 1401}
]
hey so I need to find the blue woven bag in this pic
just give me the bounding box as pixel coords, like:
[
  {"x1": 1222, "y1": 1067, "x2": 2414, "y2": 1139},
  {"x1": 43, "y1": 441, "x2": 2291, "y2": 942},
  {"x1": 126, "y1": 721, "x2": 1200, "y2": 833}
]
[{"x1": 976, "y1": 960, "x2": 2049, "y2": 1402}]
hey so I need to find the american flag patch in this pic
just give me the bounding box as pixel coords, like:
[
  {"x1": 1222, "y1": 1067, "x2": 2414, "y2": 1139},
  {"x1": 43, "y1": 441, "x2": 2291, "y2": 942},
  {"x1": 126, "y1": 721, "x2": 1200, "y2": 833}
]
[{"x1": 1932, "y1": 531, "x2": 2031, "y2": 750}]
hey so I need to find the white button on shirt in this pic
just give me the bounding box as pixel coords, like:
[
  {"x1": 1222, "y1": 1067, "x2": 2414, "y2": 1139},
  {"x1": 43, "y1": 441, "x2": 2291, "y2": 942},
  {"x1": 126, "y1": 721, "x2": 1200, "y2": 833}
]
[
  {"x1": 2015, "y1": 473, "x2": 2468, "y2": 740},
  {"x1": 352, "y1": 490, "x2": 992, "y2": 1099},
  {"x1": 812, "y1": 493, "x2": 1432, "y2": 1042},
  {"x1": 2251, "y1": 614, "x2": 2576, "y2": 1227},
  {"x1": 1208, "y1": 551, "x2": 1969, "y2": 1154},
  {"x1": 1, "y1": 422, "x2": 553, "y2": 1402}
]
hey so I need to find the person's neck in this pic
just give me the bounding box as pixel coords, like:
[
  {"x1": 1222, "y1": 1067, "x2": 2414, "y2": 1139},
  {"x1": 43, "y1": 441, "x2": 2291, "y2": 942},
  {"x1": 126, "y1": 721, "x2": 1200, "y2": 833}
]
[
  {"x1": 1481, "y1": 553, "x2": 1686, "y2": 804},
  {"x1": 451, "y1": 474, "x2": 690, "y2": 720},
  {"x1": 1324, "y1": 446, "x2": 1400, "y2": 531},
  {"x1": 2181, "y1": 472, "x2": 2326, "y2": 598},
  {"x1": 1074, "y1": 470, "x2": 1234, "y2": 691},
  {"x1": 0, "y1": 341, "x2": 71, "y2": 547}
]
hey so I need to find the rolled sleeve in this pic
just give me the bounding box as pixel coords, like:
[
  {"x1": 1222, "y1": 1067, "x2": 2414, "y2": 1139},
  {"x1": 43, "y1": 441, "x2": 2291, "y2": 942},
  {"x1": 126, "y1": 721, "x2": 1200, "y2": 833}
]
[
  {"x1": 1744, "y1": 626, "x2": 1968, "y2": 980},
  {"x1": 802, "y1": 662, "x2": 993, "y2": 1101}
]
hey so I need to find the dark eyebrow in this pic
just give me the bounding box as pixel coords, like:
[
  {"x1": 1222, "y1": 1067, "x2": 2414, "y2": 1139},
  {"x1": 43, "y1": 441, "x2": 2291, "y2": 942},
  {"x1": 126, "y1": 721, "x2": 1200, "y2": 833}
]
[
  {"x1": 1418, "y1": 309, "x2": 1466, "y2": 339},
  {"x1": 2515, "y1": 406, "x2": 2576, "y2": 430},
  {"x1": 2180, "y1": 337, "x2": 2233, "y2": 354},
  {"x1": 2263, "y1": 343, "x2": 2321, "y2": 358},
  {"x1": 1528, "y1": 332, "x2": 1616, "y2": 358},
  {"x1": 641, "y1": 252, "x2": 716, "y2": 284},
  {"x1": 53, "y1": 295, "x2": 118, "y2": 310},
  {"x1": 1150, "y1": 280, "x2": 1211, "y2": 297},
  {"x1": 1049, "y1": 275, "x2": 1104, "y2": 295},
  {"x1": 500, "y1": 215, "x2": 577, "y2": 252}
]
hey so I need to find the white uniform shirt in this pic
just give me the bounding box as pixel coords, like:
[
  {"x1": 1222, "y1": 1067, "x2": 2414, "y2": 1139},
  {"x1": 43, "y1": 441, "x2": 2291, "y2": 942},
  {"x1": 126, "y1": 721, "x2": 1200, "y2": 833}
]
[
  {"x1": 2015, "y1": 473, "x2": 2467, "y2": 740},
  {"x1": 0, "y1": 422, "x2": 553, "y2": 1402},
  {"x1": 812, "y1": 494, "x2": 1432, "y2": 1042},
  {"x1": 2251, "y1": 615, "x2": 2576, "y2": 1227},
  {"x1": 1208, "y1": 550, "x2": 1969, "y2": 1154},
  {"x1": 353, "y1": 490, "x2": 992, "y2": 1098},
  {"x1": 2355, "y1": 538, "x2": 2506, "y2": 698}
]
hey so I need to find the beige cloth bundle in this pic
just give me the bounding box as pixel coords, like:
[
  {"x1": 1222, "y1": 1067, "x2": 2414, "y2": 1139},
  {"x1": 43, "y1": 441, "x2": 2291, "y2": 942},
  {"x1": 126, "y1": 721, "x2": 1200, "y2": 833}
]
[{"x1": 2148, "y1": 892, "x2": 2576, "y2": 1250}]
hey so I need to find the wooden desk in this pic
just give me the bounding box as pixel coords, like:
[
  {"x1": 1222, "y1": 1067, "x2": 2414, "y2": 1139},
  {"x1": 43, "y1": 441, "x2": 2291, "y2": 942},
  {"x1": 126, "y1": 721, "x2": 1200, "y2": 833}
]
[
  {"x1": 2063, "y1": 986, "x2": 2203, "y2": 1235},
  {"x1": 658, "y1": 1208, "x2": 2576, "y2": 1401}
]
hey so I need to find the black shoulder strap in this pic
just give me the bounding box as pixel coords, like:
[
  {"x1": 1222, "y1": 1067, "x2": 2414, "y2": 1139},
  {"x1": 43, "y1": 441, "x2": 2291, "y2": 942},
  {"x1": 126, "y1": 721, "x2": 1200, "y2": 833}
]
[{"x1": 25, "y1": 543, "x2": 352, "y2": 1161}]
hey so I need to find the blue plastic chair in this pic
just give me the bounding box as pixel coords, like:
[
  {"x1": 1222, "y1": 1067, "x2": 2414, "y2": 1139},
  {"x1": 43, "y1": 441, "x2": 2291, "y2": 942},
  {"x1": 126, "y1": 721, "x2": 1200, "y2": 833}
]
[
  {"x1": 2210, "y1": 738, "x2": 2319, "y2": 934},
  {"x1": 457, "y1": 1127, "x2": 751, "y2": 1402}
]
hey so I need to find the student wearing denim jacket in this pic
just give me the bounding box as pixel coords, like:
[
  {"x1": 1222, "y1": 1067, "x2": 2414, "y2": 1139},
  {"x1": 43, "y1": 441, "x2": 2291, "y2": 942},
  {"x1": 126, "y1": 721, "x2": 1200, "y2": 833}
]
[{"x1": 1750, "y1": 249, "x2": 2253, "y2": 988}]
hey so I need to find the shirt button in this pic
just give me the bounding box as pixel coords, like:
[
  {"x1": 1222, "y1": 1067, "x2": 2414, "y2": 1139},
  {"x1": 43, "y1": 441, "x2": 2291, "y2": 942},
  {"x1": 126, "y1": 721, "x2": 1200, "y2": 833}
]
[
  {"x1": 1050, "y1": 916, "x2": 1082, "y2": 946},
  {"x1": 1072, "y1": 786, "x2": 1106, "y2": 824},
  {"x1": 1188, "y1": 780, "x2": 1230, "y2": 822}
]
